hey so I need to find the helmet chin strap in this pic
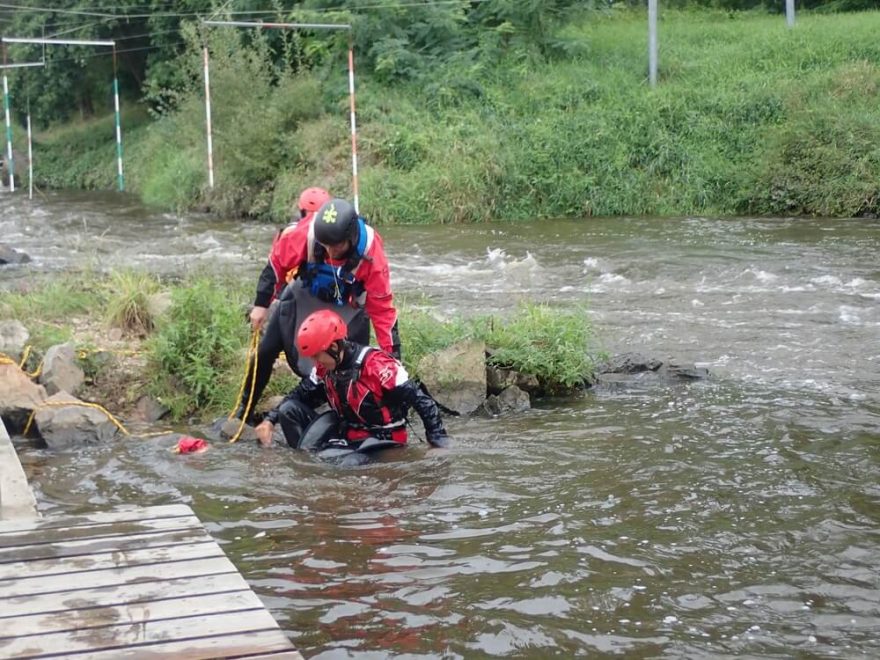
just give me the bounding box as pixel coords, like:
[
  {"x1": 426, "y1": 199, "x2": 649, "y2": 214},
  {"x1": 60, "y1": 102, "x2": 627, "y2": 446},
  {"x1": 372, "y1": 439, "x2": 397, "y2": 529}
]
[{"x1": 325, "y1": 340, "x2": 344, "y2": 367}]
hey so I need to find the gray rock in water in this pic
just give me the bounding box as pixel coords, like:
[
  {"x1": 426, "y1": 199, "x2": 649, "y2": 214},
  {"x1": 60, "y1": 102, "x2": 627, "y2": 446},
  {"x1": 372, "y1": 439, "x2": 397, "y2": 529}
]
[
  {"x1": 598, "y1": 352, "x2": 664, "y2": 374},
  {"x1": 132, "y1": 395, "x2": 170, "y2": 423},
  {"x1": 419, "y1": 340, "x2": 487, "y2": 415},
  {"x1": 35, "y1": 392, "x2": 119, "y2": 448},
  {"x1": 480, "y1": 384, "x2": 531, "y2": 416},
  {"x1": 595, "y1": 353, "x2": 709, "y2": 389},
  {"x1": 0, "y1": 243, "x2": 31, "y2": 265}
]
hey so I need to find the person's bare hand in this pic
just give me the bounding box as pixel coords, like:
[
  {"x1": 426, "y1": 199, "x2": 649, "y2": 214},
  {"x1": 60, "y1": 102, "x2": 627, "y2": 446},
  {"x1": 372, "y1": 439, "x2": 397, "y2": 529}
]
[
  {"x1": 249, "y1": 305, "x2": 269, "y2": 331},
  {"x1": 255, "y1": 420, "x2": 274, "y2": 447}
]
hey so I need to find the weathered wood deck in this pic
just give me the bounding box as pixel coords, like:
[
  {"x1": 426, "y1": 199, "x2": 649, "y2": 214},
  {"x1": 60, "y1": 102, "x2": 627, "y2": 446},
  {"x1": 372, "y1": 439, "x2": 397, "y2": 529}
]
[{"x1": 0, "y1": 503, "x2": 303, "y2": 659}]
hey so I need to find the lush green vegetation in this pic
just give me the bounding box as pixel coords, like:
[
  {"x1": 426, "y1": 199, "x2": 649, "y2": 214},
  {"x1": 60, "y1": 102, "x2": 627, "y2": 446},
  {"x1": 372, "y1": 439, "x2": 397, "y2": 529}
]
[
  {"x1": 2, "y1": 272, "x2": 599, "y2": 420},
  {"x1": 6, "y1": 4, "x2": 880, "y2": 220}
]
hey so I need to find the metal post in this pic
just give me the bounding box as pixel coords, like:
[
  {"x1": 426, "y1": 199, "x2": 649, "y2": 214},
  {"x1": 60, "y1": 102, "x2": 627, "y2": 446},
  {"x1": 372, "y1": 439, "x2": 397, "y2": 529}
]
[
  {"x1": 203, "y1": 46, "x2": 214, "y2": 189},
  {"x1": 786, "y1": 0, "x2": 795, "y2": 28},
  {"x1": 3, "y1": 75, "x2": 14, "y2": 192},
  {"x1": 347, "y1": 40, "x2": 360, "y2": 213},
  {"x1": 26, "y1": 111, "x2": 32, "y2": 199},
  {"x1": 648, "y1": 0, "x2": 658, "y2": 88},
  {"x1": 112, "y1": 46, "x2": 124, "y2": 191}
]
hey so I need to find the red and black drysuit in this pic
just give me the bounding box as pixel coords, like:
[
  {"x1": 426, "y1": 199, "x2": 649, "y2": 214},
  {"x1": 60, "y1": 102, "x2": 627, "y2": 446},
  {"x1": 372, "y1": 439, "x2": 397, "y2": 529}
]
[
  {"x1": 264, "y1": 341, "x2": 448, "y2": 452},
  {"x1": 235, "y1": 217, "x2": 401, "y2": 421}
]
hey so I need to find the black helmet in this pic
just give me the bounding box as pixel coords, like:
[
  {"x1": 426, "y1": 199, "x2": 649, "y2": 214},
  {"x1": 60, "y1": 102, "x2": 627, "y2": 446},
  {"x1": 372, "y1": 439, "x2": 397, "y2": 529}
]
[{"x1": 314, "y1": 198, "x2": 359, "y2": 246}]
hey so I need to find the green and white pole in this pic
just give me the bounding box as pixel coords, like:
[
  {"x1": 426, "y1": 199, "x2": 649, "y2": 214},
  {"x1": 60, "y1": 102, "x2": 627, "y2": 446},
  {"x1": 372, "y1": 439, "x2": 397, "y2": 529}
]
[
  {"x1": 2, "y1": 73, "x2": 13, "y2": 192},
  {"x1": 112, "y1": 46, "x2": 124, "y2": 191},
  {"x1": 0, "y1": 61, "x2": 44, "y2": 195},
  {"x1": 2, "y1": 37, "x2": 117, "y2": 190}
]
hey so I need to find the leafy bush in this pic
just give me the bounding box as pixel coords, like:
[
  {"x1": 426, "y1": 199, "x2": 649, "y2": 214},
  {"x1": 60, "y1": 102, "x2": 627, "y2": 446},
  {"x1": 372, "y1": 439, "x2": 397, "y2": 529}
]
[{"x1": 146, "y1": 277, "x2": 250, "y2": 418}]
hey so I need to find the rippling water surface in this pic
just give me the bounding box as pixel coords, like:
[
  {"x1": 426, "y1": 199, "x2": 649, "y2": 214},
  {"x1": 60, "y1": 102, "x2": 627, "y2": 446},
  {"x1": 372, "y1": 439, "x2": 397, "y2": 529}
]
[{"x1": 4, "y1": 192, "x2": 880, "y2": 657}]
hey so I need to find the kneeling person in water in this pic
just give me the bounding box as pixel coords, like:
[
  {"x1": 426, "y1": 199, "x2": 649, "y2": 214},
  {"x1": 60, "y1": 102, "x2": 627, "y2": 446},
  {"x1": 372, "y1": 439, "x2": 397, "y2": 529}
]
[{"x1": 255, "y1": 310, "x2": 450, "y2": 458}]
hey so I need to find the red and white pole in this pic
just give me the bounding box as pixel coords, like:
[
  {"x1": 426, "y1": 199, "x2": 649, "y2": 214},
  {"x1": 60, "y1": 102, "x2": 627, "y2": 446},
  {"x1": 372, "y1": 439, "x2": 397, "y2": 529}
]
[
  {"x1": 203, "y1": 46, "x2": 215, "y2": 189},
  {"x1": 347, "y1": 42, "x2": 360, "y2": 214}
]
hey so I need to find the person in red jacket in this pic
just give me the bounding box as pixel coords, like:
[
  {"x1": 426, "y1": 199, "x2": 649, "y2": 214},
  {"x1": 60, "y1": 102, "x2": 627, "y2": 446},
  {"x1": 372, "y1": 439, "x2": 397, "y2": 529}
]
[
  {"x1": 232, "y1": 187, "x2": 330, "y2": 422},
  {"x1": 254, "y1": 309, "x2": 448, "y2": 465},
  {"x1": 233, "y1": 196, "x2": 401, "y2": 423}
]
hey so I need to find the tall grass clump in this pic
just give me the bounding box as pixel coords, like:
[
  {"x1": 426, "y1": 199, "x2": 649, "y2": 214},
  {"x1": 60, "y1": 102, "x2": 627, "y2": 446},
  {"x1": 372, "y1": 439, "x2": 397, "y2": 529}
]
[
  {"x1": 146, "y1": 277, "x2": 250, "y2": 419},
  {"x1": 0, "y1": 274, "x2": 103, "y2": 350},
  {"x1": 399, "y1": 300, "x2": 599, "y2": 395},
  {"x1": 104, "y1": 270, "x2": 161, "y2": 336},
  {"x1": 481, "y1": 303, "x2": 599, "y2": 393}
]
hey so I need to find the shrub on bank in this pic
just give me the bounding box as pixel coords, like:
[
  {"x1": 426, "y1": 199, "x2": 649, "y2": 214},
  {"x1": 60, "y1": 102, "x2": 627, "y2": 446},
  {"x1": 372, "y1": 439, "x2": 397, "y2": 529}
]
[{"x1": 2, "y1": 273, "x2": 600, "y2": 421}]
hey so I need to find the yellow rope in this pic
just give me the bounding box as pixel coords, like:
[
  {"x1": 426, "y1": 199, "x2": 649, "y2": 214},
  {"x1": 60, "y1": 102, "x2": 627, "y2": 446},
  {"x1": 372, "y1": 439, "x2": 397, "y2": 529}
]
[
  {"x1": 229, "y1": 329, "x2": 261, "y2": 444},
  {"x1": 0, "y1": 348, "x2": 42, "y2": 378},
  {"x1": 24, "y1": 400, "x2": 131, "y2": 437}
]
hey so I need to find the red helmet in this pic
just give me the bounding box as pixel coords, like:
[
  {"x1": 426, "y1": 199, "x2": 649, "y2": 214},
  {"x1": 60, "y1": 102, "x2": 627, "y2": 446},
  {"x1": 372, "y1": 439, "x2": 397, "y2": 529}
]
[
  {"x1": 298, "y1": 187, "x2": 331, "y2": 214},
  {"x1": 296, "y1": 309, "x2": 347, "y2": 357}
]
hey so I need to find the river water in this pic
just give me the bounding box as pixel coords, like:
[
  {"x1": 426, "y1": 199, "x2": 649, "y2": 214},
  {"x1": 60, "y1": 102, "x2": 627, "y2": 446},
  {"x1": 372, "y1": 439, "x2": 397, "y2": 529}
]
[{"x1": 3, "y1": 191, "x2": 879, "y2": 658}]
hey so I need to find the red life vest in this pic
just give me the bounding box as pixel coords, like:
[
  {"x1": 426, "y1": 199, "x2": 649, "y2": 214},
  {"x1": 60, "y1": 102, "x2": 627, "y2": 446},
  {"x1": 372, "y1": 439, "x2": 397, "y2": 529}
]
[{"x1": 321, "y1": 347, "x2": 408, "y2": 443}]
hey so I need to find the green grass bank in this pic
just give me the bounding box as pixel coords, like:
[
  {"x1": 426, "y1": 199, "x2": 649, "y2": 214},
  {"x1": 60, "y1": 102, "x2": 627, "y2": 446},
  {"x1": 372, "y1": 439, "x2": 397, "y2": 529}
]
[
  {"x1": 19, "y1": 9, "x2": 880, "y2": 222},
  {"x1": 1, "y1": 272, "x2": 599, "y2": 421}
]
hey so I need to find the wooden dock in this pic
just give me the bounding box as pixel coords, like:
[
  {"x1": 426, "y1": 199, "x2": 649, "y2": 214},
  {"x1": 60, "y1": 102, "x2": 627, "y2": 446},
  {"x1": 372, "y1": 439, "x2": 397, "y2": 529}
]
[
  {"x1": 0, "y1": 418, "x2": 302, "y2": 659},
  {"x1": 0, "y1": 503, "x2": 303, "y2": 659}
]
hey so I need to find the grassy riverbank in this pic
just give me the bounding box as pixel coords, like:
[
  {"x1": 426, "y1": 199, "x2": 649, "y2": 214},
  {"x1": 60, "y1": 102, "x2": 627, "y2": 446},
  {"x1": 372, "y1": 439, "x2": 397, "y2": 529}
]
[
  {"x1": 20, "y1": 8, "x2": 880, "y2": 221},
  {"x1": 1, "y1": 272, "x2": 599, "y2": 421}
]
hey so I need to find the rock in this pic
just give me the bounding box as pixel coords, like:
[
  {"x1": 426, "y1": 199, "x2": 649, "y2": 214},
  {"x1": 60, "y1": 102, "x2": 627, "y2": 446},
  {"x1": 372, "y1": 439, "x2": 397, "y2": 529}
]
[
  {"x1": 132, "y1": 395, "x2": 170, "y2": 423},
  {"x1": 0, "y1": 243, "x2": 31, "y2": 265},
  {"x1": 0, "y1": 320, "x2": 29, "y2": 361},
  {"x1": 218, "y1": 417, "x2": 259, "y2": 443},
  {"x1": 486, "y1": 365, "x2": 517, "y2": 394},
  {"x1": 108, "y1": 328, "x2": 123, "y2": 342},
  {"x1": 598, "y1": 352, "x2": 663, "y2": 374},
  {"x1": 34, "y1": 392, "x2": 119, "y2": 448},
  {"x1": 0, "y1": 363, "x2": 47, "y2": 433},
  {"x1": 595, "y1": 353, "x2": 709, "y2": 389},
  {"x1": 418, "y1": 340, "x2": 487, "y2": 416},
  {"x1": 146, "y1": 292, "x2": 173, "y2": 319},
  {"x1": 39, "y1": 342, "x2": 85, "y2": 396},
  {"x1": 479, "y1": 385, "x2": 531, "y2": 416}
]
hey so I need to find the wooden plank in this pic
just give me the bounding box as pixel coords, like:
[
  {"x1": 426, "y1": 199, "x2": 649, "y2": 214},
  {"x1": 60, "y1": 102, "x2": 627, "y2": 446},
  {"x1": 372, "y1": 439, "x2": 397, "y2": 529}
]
[
  {"x1": 0, "y1": 504, "x2": 301, "y2": 658},
  {"x1": 0, "y1": 538, "x2": 222, "y2": 581},
  {"x1": 0, "y1": 525, "x2": 211, "y2": 565},
  {"x1": 0, "y1": 555, "x2": 236, "y2": 598},
  {"x1": 67, "y1": 631, "x2": 304, "y2": 659},
  {"x1": 0, "y1": 504, "x2": 193, "y2": 535},
  {"x1": 0, "y1": 590, "x2": 264, "y2": 637},
  {"x1": 0, "y1": 571, "x2": 246, "y2": 618},
  {"x1": 0, "y1": 610, "x2": 292, "y2": 657},
  {"x1": 0, "y1": 513, "x2": 201, "y2": 550},
  {"x1": 231, "y1": 653, "x2": 305, "y2": 660}
]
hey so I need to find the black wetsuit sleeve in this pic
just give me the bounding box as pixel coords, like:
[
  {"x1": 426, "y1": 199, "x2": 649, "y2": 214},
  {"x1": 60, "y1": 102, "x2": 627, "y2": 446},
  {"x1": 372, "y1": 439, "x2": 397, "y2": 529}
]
[
  {"x1": 390, "y1": 319, "x2": 402, "y2": 361},
  {"x1": 254, "y1": 262, "x2": 277, "y2": 308},
  {"x1": 264, "y1": 374, "x2": 327, "y2": 425},
  {"x1": 387, "y1": 379, "x2": 448, "y2": 447}
]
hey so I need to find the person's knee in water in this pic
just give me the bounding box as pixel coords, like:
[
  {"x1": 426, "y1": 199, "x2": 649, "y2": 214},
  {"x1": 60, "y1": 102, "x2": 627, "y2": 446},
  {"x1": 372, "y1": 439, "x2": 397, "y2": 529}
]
[{"x1": 253, "y1": 309, "x2": 451, "y2": 456}]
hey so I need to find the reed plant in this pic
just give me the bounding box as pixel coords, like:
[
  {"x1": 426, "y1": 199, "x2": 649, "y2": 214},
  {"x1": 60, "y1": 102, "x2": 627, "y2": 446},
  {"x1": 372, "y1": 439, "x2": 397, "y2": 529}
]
[{"x1": 103, "y1": 270, "x2": 161, "y2": 336}]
